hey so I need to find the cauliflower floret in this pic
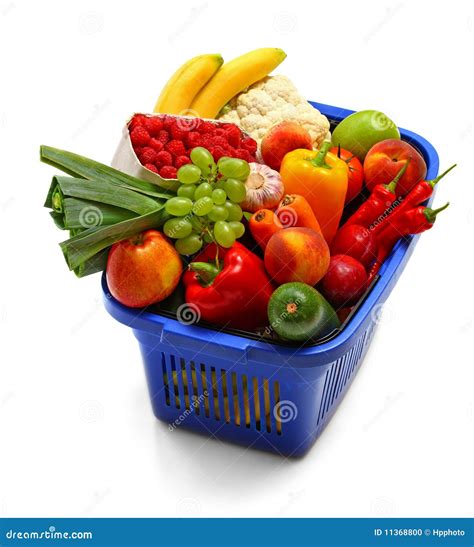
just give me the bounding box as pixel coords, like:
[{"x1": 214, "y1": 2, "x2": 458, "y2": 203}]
[{"x1": 218, "y1": 75, "x2": 330, "y2": 147}]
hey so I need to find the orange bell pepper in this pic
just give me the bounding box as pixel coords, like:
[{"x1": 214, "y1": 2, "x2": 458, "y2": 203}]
[
  {"x1": 277, "y1": 194, "x2": 323, "y2": 235},
  {"x1": 279, "y1": 142, "x2": 348, "y2": 244}
]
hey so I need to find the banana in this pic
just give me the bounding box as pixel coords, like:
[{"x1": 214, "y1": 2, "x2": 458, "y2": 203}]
[
  {"x1": 190, "y1": 48, "x2": 287, "y2": 119},
  {"x1": 154, "y1": 53, "x2": 224, "y2": 115}
]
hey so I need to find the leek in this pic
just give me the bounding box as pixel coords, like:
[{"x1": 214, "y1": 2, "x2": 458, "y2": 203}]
[
  {"x1": 47, "y1": 176, "x2": 161, "y2": 215},
  {"x1": 62, "y1": 198, "x2": 136, "y2": 229},
  {"x1": 40, "y1": 146, "x2": 174, "y2": 199}
]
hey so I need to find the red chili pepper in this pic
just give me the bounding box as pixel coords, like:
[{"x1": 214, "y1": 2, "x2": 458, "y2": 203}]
[
  {"x1": 367, "y1": 202, "x2": 449, "y2": 283},
  {"x1": 369, "y1": 164, "x2": 456, "y2": 237},
  {"x1": 183, "y1": 242, "x2": 274, "y2": 331},
  {"x1": 343, "y1": 160, "x2": 409, "y2": 229}
]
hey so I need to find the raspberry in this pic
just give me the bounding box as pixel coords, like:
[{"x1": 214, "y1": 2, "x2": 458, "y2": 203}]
[
  {"x1": 148, "y1": 138, "x2": 164, "y2": 153},
  {"x1": 132, "y1": 145, "x2": 144, "y2": 156},
  {"x1": 214, "y1": 128, "x2": 225, "y2": 137},
  {"x1": 144, "y1": 163, "x2": 159, "y2": 173},
  {"x1": 241, "y1": 136, "x2": 257, "y2": 155},
  {"x1": 165, "y1": 139, "x2": 186, "y2": 157},
  {"x1": 199, "y1": 134, "x2": 213, "y2": 148},
  {"x1": 160, "y1": 165, "x2": 177, "y2": 179},
  {"x1": 186, "y1": 131, "x2": 202, "y2": 148},
  {"x1": 162, "y1": 116, "x2": 176, "y2": 130},
  {"x1": 175, "y1": 155, "x2": 191, "y2": 169},
  {"x1": 155, "y1": 150, "x2": 173, "y2": 167},
  {"x1": 198, "y1": 121, "x2": 215, "y2": 134},
  {"x1": 144, "y1": 116, "x2": 163, "y2": 136},
  {"x1": 224, "y1": 146, "x2": 236, "y2": 158},
  {"x1": 209, "y1": 136, "x2": 228, "y2": 148},
  {"x1": 130, "y1": 126, "x2": 150, "y2": 146},
  {"x1": 234, "y1": 148, "x2": 253, "y2": 162},
  {"x1": 170, "y1": 125, "x2": 188, "y2": 140},
  {"x1": 209, "y1": 146, "x2": 227, "y2": 161},
  {"x1": 139, "y1": 147, "x2": 158, "y2": 165},
  {"x1": 157, "y1": 130, "x2": 170, "y2": 145},
  {"x1": 224, "y1": 125, "x2": 242, "y2": 148},
  {"x1": 129, "y1": 114, "x2": 147, "y2": 129}
]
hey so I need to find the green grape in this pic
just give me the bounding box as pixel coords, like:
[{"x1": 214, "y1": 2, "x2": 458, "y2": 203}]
[
  {"x1": 175, "y1": 234, "x2": 203, "y2": 255},
  {"x1": 212, "y1": 188, "x2": 227, "y2": 205},
  {"x1": 193, "y1": 196, "x2": 214, "y2": 217},
  {"x1": 177, "y1": 184, "x2": 197, "y2": 200},
  {"x1": 207, "y1": 205, "x2": 229, "y2": 222},
  {"x1": 163, "y1": 217, "x2": 193, "y2": 239},
  {"x1": 165, "y1": 196, "x2": 193, "y2": 216},
  {"x1": 194, "y1": 182, "x2": 213, "y2": 200},
  {"x1": 218, "y1": 158, "x2": 250, "y2": 181},
  {"x1": 203, "y1": 232, "x2": 214, "y2": 243},
  {"x1": 214, "y1": 221, "x2": 236, "y2": 248},
  {"x1": 177, "y1": 164, "x2": 201, "y2": 185},
  {"x1": 214, "y1": 179, "x2": 226, "y2": 191},
  {"x1": 223, "y1": 178, "x2": 247, "y2": 203},
  {"x1": 217, "y1": 156, "x2": 231, "y2": 168},
  {"x1": 190, "y1": 215, "x2": 204, "y2": 232},
  {"x1": 229, "y1": 221, "x2": 245, "y2": 239},
  {"x1": 224, "y1": 202, "x2": 243, "y2": 221},
  {"x1": 190, "y1": 147, "x2": 216, "y2": 176}
]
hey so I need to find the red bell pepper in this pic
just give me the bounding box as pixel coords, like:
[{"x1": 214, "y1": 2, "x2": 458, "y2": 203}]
[{"x1": 183, "y1": 242, "x2": 274, "y2": 331}]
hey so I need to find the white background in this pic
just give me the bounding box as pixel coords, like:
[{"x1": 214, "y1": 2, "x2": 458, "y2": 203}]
[{"x1": 0, "y1": 0, "x2": 473, "y2": 518}]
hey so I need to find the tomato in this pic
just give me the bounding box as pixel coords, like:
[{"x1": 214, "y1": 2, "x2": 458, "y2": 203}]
[
  {"x1": 330, "y1": 146, "x2": 364, "y2": 204},
  {"x1": 106, "y1": 230, "x2": 182, "y2": 308}
]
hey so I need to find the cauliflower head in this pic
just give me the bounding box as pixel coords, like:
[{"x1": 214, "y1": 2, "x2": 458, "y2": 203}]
[{"x1": 218, "y1": 75, "x2": 330, "y2": 146}]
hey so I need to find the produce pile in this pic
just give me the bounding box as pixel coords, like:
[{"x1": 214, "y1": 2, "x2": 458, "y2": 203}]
[{"x1": 41, "y1": 48, "x2": 454, "y2": 344}]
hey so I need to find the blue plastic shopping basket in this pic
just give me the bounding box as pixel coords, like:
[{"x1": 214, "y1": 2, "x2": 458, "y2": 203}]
[{"x1": 103, "y1": 102, "x2": 439, "y2": 457}]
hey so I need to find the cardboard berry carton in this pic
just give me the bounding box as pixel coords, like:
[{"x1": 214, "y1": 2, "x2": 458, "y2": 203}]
[{"x1": 111, "y1": 113, "x2": 258, "y2": 191}]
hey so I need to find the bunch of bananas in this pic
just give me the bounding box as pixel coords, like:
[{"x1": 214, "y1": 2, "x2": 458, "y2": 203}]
[{"x1": 154, "y1": 48, "x2": 286, "y2": 119}]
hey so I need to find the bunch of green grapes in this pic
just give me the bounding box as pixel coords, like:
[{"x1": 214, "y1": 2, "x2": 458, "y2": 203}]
[{"x1": 163, "y1": 147, "x2": 250, "y2": 255}]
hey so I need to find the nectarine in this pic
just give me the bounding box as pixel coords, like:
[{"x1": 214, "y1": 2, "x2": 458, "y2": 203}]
[
  {"x1": 261, "y1": 121, "x2": 312, "y2": 171},
  {"x1": 264, "y1": 227, "x2": 330, "y2": 286}
]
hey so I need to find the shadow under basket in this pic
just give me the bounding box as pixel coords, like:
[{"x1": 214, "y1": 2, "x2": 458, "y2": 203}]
[{"x1": 102, "y1": 101, "x2": 439, "y2": 457}]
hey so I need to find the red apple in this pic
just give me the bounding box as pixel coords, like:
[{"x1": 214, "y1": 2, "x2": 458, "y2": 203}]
[
  {"x1": 320, "y1": 255, "x2": 367, "y2": 308},
  {"x1": 261, "y1": 121, "x2": 313, "y2": 171},
  {"x1": 363, "y1": 139, "x2": 427, "y2": 197},
  {"x1": 106, "y1": 230, "x2": 182, "y2": 308}
]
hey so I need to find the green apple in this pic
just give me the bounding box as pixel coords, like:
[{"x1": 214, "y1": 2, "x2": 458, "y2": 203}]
[{"x1": 331, "y1": 110, "x2": 400, "y2": 161}]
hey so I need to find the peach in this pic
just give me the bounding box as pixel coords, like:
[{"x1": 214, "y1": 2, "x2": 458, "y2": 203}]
[
  {"x1": 363, "y1": 139, "x2": 427, "y2": 197},
  {"x1": 261, "y1": 121, "x2": 312, "y2": 171},
  {"x1": 264, "y1": 227, "x2": 330, "y2": 286}
]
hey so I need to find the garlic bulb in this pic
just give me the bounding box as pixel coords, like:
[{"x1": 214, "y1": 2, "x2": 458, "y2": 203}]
[{"x1": 241, "y1": 163, "x2": 284, "y2": 213}]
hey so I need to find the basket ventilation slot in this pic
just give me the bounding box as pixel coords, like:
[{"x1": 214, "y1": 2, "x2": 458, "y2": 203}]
[
  {"x1": 317, "y1": 333, "x2": 367, "y2": 426},
  {"x1": 162, "y1": 355, "x2": 281, "y2": 434}
]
